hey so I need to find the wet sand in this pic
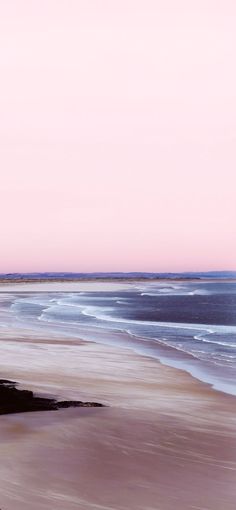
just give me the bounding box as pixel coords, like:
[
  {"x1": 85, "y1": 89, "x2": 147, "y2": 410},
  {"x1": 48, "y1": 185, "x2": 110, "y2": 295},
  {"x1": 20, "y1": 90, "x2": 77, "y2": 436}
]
[{"x1": 0, "y1": 340, "x2": 236, "y2": 509}]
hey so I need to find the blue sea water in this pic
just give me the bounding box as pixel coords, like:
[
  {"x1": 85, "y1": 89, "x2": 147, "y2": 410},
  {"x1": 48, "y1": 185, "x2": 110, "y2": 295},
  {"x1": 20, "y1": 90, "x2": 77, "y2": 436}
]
[{"x1": 1, "y1": 278, "x2": 236, "y2": 396}]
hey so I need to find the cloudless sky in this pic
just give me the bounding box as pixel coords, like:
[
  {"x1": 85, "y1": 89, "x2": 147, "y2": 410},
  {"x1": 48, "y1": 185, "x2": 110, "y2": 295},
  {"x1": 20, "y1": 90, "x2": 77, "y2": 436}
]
[{"x1": 0, "y1": 1, "x2": 235, "y2": 272}]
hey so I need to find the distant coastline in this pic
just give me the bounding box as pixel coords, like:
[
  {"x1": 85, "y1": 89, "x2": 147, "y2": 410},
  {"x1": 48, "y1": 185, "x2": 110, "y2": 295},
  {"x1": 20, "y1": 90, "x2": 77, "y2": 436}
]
[{"x1": 0, "y1": 270, "x2": 236, "y2": 284}]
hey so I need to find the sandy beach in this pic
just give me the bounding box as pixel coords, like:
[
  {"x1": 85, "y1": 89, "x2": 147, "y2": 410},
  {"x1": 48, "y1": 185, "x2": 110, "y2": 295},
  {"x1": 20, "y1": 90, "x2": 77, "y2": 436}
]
[{"x1": 0, "y1": 336, "x2": 236, "y2": 510}]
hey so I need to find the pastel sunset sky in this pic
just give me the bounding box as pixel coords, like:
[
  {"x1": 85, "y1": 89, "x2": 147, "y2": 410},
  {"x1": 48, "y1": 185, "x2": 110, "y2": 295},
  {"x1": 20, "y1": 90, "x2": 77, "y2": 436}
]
[{"x1": 0, "y1": 1, "x2": 235, "y2": 272}]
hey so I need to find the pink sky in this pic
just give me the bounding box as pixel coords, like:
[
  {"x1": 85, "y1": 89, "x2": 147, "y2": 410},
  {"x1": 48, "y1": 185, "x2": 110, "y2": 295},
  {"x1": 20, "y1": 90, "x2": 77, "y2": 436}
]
[{"x1": 0, "y1": 1, "x2": 235, "y2": 273}]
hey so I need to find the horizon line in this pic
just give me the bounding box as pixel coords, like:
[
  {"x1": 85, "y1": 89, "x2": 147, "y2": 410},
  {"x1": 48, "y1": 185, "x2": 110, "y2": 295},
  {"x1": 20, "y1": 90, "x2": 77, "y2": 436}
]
[{"x1": 1, "y1": 270, "x2": 236, "y2": 276}]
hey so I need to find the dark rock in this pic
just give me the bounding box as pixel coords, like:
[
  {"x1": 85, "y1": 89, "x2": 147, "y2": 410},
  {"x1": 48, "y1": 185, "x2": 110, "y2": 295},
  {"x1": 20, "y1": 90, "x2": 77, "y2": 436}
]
[
  {"x1": 58, "y1": 400, "x2": 104, "y2": 408},
  {"x1": 0, "y1": 379, "x2": 105, "y2": 415}
]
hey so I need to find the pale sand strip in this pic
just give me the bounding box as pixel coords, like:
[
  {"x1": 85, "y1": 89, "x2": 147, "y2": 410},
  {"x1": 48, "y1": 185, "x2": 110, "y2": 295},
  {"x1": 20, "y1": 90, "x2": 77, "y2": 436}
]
[
  {"x1": 0, "y1": 281, "x2": 133, "y2": 292},
  {"x1": 0, "y1": 340, "x2": 236, "y2": 509}
]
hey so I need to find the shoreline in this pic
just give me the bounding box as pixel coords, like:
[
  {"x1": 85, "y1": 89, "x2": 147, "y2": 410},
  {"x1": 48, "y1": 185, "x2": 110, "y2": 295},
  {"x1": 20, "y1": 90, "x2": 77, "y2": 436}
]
[
  {"x1": 0, "y1": 277, "x2": 236, "y2": 292},
  {"x1": 0, "y1": 336, "x2": 236, "y2": 416},
  {"x1": 1, "y1": 312, "x2": 233, "y2": 398},
  {"x1": 2, "y1": 330, "x2": 236, "y2": 400},
  {"x1": 0, "y1": 277, "x2": 235, "y2": 402},
  {"x1": 0, "y1": 322, "x2": 235, "y2": 400},
  {"x1": 0, "y1": 277, "x2": 235, "y2": 400}
]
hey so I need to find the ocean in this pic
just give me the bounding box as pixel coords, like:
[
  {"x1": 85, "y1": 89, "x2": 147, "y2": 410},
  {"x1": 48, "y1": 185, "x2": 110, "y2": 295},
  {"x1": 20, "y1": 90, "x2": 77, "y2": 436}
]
[{"x1": 0, "y1": 277, "x2": 236, "y2": 396}]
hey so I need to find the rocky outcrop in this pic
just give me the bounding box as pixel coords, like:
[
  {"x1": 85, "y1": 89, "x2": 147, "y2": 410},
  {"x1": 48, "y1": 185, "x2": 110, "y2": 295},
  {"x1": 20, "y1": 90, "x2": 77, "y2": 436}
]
[{"x1": 0, "y1": 379, "x2": 104, "y2": 415}]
